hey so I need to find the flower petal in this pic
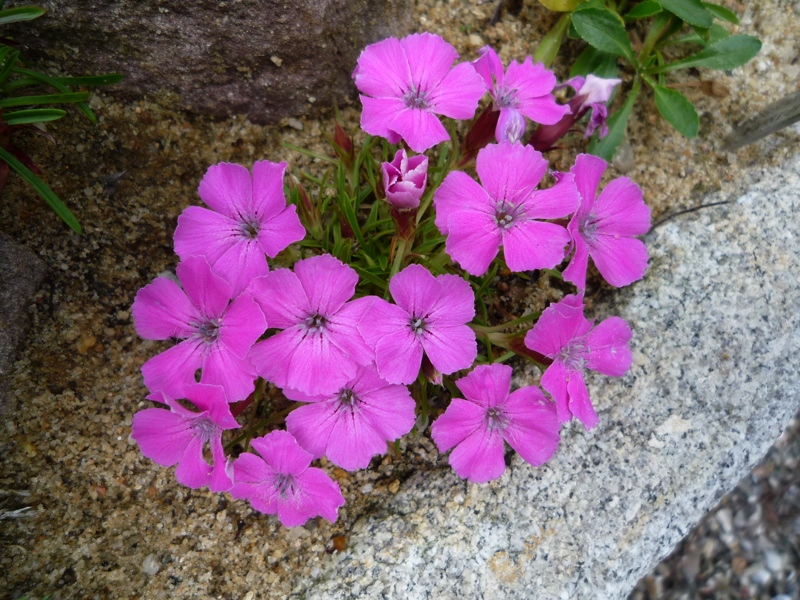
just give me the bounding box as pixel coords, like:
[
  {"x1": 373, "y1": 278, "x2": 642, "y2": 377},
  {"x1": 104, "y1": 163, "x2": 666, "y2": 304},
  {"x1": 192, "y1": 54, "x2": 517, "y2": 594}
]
[
  {"x1": 448, "y1": 426, "x2": 506, "y2": 483},
  {"x1": 173, "y1": 205, "x2": 241, "y2": 265},
  {"x1": 257, "y1": 204, "x2": 306, "y2": 258},
  {"x1": 476, "y1": 142, "x2": 548, "y2": 206},
  {"x1": 593, "y1": 176, "x2": 651, "y2": 236},
  {"x1": 198, "y1": 162, "x2": 253, "y2": 219},
  {"x1": 389, "y1": 264, "x2": 441, "y2": 319},
  {"x1": 251, "y1": 430, "x2": 312, "y2": 476},
  {"x1": 360, "y1": 95, "x2": 407, "y2": 141},
  {"x1": 523, "y1": 172, "x2": 579, "y2": 220},
  {"x1": 585, "y1": 316, "x2": 633, "y2": 377},
  {"x1": 132, "y1": 277, "x2": 199, "y2": 340},
  {"x1": 422, "y1": 324, "x2": 477, "y2": 377},
  {"x1": 429, "y1": 62, "x2": 486, "y2": 120},
  {"x1": 431, "y1": 398, "x2": 486, "y2": 452},
  {"x1": 218, "y1": 294, "x2": 266, "y2": 358},
  {"x1": 131, "y1": 407, "x2": 193, "y2": 466},
  {"x1": 286, "y1": 401, "x2": 337, "y2": 459},
  {"x1": 503, "y1": 220, "x2": 570, "y2": 272},
  {"x1": 177, "y1": 256, "x2": 232, "y2": 318},
  {"x1": 524, "y1": 294, "x2": 591, "y2": 358},
  {"x1": 175, "y1": 435, "x2": 213, "y2": 489},
  {"x1": 248, "y1": 269, "x2": 307, "y2": 330},
  {"x1": 375, "y1": 326, "x2": 423, "y2": 385},
  {"x1": 540, "y1": 361, "x2": 573, "y2": 424},
  {"x1": 141, "y1": 339, "x2": 203, "y2": 398},
  {"x1": 590, "y1": 235, "x2": 649, "y2": 287},
  {"x1": 294, "y1": 254, "x2": 358, "y2": 317},
  {"x1": 455, "y1": 364, "x2": 511, "y2": 408},
  {"x1": 251, "y1": 160, "x2": 287, "y2": 221},
  {"x1": 566, "y1": 371, "x2": 599, "y2": 429},
  {"x1": 502, "y1": 386, "x2": 560, "y2": 466},
  {"x1": 201, "y1": 344, "x2": 257, "y2": 402},
  {"x1": 401, "y1": 32, "x2": 459, "y2": 93},
  {"x1": 353, "y1": 37, "x2": 411, "y2": 99},
  {"x1": 433, "y1": 170, "x2": 490, "y2": 236},
  {"x1": 445, "y1": 210, "x2": 502, "y2": 276},
  {"x1": 389, "y1": 107, "x2": 449, "y2": 153},
  {"x1": 570, "y1": 153, "x2": 606, "y2": 214}
]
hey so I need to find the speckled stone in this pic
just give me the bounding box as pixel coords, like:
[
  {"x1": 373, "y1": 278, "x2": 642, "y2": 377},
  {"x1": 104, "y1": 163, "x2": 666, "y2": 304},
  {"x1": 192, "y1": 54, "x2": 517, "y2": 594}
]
[
  {"x1": 0, "y1": 233, "x2": 46, "y2": 414},
  {"x1": 291, "y1": 153, "x2": 800, "y2": 599}
]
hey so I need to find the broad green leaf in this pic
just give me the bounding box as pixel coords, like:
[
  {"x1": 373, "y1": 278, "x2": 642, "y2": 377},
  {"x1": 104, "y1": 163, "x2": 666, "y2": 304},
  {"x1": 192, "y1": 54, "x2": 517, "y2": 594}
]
[
  {"x1": 588, "y1": 80, "x2": 640, "y2": 160},
  {"x1": 652, "y1": 34, "x2": 761, "y2": 73},
  {"x1": 626, "y1": 1, "x2": 662, "y2": 20},
  {"x1": 653, "y1": 85, "x2": 699, "y2": 137},
  {"x1": 671, "y1": 23, "x2": 729, "y2": 46},
  {"x1": 658, "y1": 0, "x2": 713, "y2": 27},
  {"x1": 703, "y1": 2, "x2": 738, "y2": 24},
  {"x1": 571, "y1": 7, "x2": 635, "y2": 62},
  {"x1": 0, "y1": 145, "x2": 81, "y2": 233},
  {"x1": 0, "y1": 6, "x2": 45, "y2": 24},
  {"x1": 2, "y1": 108, "x2": 66, "y2": 124},
  {"x1": 0, "y1": 91, "x2": 89, "y2": 107},
  {"x1": 570, "y1": 45, "x2": 618, "y2": 78}
]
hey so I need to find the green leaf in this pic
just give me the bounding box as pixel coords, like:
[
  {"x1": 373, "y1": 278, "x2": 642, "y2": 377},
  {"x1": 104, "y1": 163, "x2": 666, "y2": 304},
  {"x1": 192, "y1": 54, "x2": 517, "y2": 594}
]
[
  {"x1": 653, "y1": 85, "x2": 699, "y2": 137},
  {"x1": 703, "y1": 2, "x2": 738, "y2": 24},
  {"x1": 9, "y1": 67, "x2": 97, "y2": 121},
  {"x1": 588, "y1": 79, "x2": 640, "y2": 160},
  {"x1": 533, "y1": 13, "x2": 570, "y2": 68},
  {"x1": 625, "y1": 1, "x2": 662, "y2": 20},
  {"x1": 0, "y1": 46, "x2": 18, "y2": 85},
  {"x1": 571, "y1": 7, "x2": 635, "y2": 62},
  {"x1": 569, "y1": 45, "x2": 618, "y2": 79},
  {"x1": 658, "y1": 0, "x2": 713, "y2": 27},
  {"x1": 2, "y1": 108, "x2": 66, "y2": 124},
  {"x1": 0, "y1": 6, "x2": 46, "y2": 24},
  {"x1": 0, "y1": 91, "x2": 89, "y2": 107},
  {"x1": 651, "y1": 34, "x2": 761, "y2": 73},
  {"x1": 51, "y1": 73, "x2": 124, "y2": 86},
  {"x1": 0, "y1": 145, "x2": 81, "y2": 233}
]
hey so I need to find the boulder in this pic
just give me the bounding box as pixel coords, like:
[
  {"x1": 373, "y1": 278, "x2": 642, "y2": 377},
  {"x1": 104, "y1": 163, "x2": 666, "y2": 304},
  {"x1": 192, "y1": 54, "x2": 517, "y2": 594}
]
[
  {"x1": 290, "y1": 153, "x2": 800, "y2": 598},
  {"x1": 4, "y1": 0, "x2": 412, "y2": 124}
]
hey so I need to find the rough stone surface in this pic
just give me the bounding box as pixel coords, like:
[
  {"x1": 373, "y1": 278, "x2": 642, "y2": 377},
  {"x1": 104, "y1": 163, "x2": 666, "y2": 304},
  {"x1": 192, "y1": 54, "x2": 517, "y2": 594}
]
[
  {"x1": 0, "y1": 233, "x2": 46, "y2": 414},
  {"x1": 291, "y1": 153, "x2": 800, "y2": 599},
  {"x1": 4, "y1": 0, "x2": 413, "y2": 124}
]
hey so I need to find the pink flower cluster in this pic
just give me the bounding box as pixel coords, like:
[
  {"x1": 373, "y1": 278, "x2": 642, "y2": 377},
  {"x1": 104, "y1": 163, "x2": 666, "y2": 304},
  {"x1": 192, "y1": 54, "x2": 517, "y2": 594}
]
[{"x1": 130, "y1": 32, "x2": 651, "y2": 528}]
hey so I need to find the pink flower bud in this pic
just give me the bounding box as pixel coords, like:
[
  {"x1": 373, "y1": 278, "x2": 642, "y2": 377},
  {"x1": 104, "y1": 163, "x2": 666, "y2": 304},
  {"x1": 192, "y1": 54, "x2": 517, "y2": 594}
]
[{"x1": 381, "y1": 149, "x2": 428, "y2": 210}]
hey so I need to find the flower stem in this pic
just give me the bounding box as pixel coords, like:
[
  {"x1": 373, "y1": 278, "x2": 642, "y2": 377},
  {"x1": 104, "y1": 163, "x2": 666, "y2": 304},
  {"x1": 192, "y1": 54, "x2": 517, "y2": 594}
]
[{"x1": 389, "y1": 235, "x2": 411, "y2": 279}]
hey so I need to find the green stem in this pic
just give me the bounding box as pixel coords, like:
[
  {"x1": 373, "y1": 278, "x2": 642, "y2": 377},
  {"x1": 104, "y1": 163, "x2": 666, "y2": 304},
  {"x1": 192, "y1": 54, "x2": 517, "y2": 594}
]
[
  {"x1": 389, "y1": 236, "x2": 411, "y2": 279},
  {"x1": 638, "y1": 12, "x2": 673, "y2": 66},
  {"x1": 470, "y1": 310, "x2": 541, "y2": 335}
]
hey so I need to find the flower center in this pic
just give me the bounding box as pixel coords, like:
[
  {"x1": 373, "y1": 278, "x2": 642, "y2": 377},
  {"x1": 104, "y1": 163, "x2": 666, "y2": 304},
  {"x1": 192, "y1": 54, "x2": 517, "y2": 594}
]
[
  {"x1": 410, "y1": 316, "x2": 427, "y2": 335},
  {"x1": 494, "y1": 85, "x2": 518, "y2": 109},
  {"x1": 274, "y1": 473, "x2": 298, "y2": 499},
  {"x1": 403, "y1": 86, "x2": 431, "y2": 110},
  {"x1": 241, "y1": 219, "x2": 260, "y2": 239},
  {"x1": 558, "y1": 341, "x2": 587, "y2": 371},
  {"x1": 191, "y1": 416, "x2": 219, "y2": 441},
  {"x1": 304, "y1": 313, "x2": 327, "y2": 334},
  {"x1": 485, "y1": 406, "x2": 508, "y2": 431},
  {"x1": 198, "y1": 319, "x2": 221, "y2": 344},
  {"x1": 338, "y1": 388, "x2": 359, "y2": 408},
  {"x1": 494, "y1": 200, "x2": 520, "y2": 229},
  {"x1": 580, "y1": 214, "x2": 600, "y2": 241}
]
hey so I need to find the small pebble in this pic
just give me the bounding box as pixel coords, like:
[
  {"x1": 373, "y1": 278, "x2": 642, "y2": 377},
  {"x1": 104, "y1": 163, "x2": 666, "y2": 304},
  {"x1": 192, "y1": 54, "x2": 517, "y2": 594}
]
[
  {"x1": 388, "y1": 480, "x2": 400, "y2": 494},
  {"x1": 287, "y1": 118, "x2": 303, "y2": 131},
  {"x1": 716, "y1": 508, "x2": 733, "y2": 533},
  {"x1": 142, "y1": 554, "x2": 160, "y2": 576},
  {"x1": 270, "y1": 55, "x2": 283, "y2": 67},
  {"x1": 764, "y1": 549, "x2": 784, "y2": 572}
]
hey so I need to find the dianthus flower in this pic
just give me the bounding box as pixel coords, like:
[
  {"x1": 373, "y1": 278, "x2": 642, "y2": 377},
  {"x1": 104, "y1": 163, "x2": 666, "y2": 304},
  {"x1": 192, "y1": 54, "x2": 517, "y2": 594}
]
[
  {"x1": 358, "y1": 264, "x2": 476, "y2": 385},
  {"x1": 431, "y1": 364, "x2": 560, "y2": 483},
  {"x1": 285, "y1": 363, "x2": 416, "y2": 471},
  {"x1": 433, "y1": 141, "x2": 578, "y2": 276},
  {"x1": 471, "y1": 46, "x2": 569, "y2": 144},
  {"x1": 563, "y1": 154, "x2": 651, "y2": 289},
  {"x1": 523, "y1": 294, "x2": 632, "y2": 429},
  {"x1": 132, "y1": 256, "x2": 266, "y2": 401},
  {"x1": 381, "y1": 148, "x2": 428, "y2": 210},
  {"x1": 248, "y1": 254, "x2": 373, "y2": 396},
  {"x1": 131, "y1": 383, "x2": 238, "y2": 492},
  {"x1": 230, "y1": 431, "x2": 345, "y2": 527},
  {"x1": 174, "y1": 161, "x2": 305, "y2": 296},
  {"x1": 353, "y1": 32, "x2": 486, "y2": 152}
]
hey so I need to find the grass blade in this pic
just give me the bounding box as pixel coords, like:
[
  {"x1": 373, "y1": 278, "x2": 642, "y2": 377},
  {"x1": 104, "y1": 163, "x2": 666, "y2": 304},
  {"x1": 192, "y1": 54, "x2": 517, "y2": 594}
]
[
  {"x1": 2, "y1": 107, "x2": 66, "y2": 124},
  {"x1": 0, "y1": 91, "x2": 89, "y2": 107}
]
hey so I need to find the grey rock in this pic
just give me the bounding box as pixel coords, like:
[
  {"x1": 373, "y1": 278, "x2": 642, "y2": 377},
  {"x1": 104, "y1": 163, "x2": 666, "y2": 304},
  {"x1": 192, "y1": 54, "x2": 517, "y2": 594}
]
[
  {"x1": 291, "y1": 154, "x2": 800, "y2": 599},
  {"x1": 4, "y1": 0, "x2": 413, "y2": 124},
  {"x1": 0, "y1": 233, "x2": 46, "y2": 414}
]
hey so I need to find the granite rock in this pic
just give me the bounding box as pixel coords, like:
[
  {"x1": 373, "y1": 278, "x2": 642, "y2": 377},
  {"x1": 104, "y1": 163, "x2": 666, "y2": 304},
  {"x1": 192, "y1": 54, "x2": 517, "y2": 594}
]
[
  {"x1": 4, "y1": 0, "x2": 412, "y2": 124},
  {"x1": 0, "y1": 233, "x2": 46, "y2": 414},
  {"x1": 291, "y1": 154, "x2": 800, "y2": 599}
]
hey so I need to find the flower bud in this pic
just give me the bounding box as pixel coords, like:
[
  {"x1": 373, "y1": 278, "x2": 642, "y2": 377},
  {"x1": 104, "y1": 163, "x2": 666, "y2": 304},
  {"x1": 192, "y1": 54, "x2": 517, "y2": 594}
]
[{"x1": 381, "y1": 149, "x2": 428, "y2": 210}]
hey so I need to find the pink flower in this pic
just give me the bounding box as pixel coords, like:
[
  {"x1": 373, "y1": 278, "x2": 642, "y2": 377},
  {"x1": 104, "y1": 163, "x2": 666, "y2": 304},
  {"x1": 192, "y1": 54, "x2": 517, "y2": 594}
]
[
  {"x1": 471, "y1": 46, "x2": 569, "y2": 143},
  {"x1": 358, "y1": 264, "x2": 477, "y2": 385},
  {"x1": 563, "y1": 154, "x2": 651, "y2": 290},
  {"x1": 131, "y1": 383, "x2": 238, "y2": 492},
  {"x1": 433, "y1": 141, "x2": 578, "y2": 276},
  {"x1": 381, "y1": 148, "x2": 428, "y2": 210},
  {"x1": 230, "y1": 431, "x2": 345, "y2": 527},
  {"x1": 563, "y1": 74, "x2": 622, "y2": 138},
  {"x1": 431, "y1": 364, "x2": 560, "y2": 483},
  {"x1": 174, "y1": 161, "x2": 306, "y2": 296},
  {"x1": 247, "y1": 254, "x2": 373, "y2": 396},
  {"x1": 353, "y1": 32, "x2": 486, "y2": 152},
  {"x1": 523, "y1": 294, "x2": 632, "y2": 429},
  {"x1": 285, "y1": 363, "x2": 416, "y2": 471},
  {"x1": 132, "y1": 256, "x2": 266, "y2": 402}
]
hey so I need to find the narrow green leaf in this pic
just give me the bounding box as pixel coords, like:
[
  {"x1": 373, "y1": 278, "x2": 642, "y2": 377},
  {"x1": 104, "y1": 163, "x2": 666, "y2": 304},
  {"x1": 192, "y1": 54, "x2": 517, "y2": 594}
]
[
  {"x1": 571, "y1": 7, "x2": 635, "y2": 62},
  {"x1": 0, "y1": 47, "x2": 17, "y2": 85},
  {"x1": 626, "y1": 1, "x2": 662, "y2": 20},
  {"x1": 653, "y1": 85, "x2": 699, "y2": 137},
  {"x1": 651, "y1": 34, "x2": 761, "y2": 73},
  {"x1": 703, "y1": 2, "x2": 738, "y2": 24},
  {"x1": 9, "y1": 67, "x2": 97, "y2": 121},
  {"x1": 569, "y1": 45, "x2": 618, "y2": 79},
  {"x1": 0, "y1": 146, "x2": 81, "y2": 233},
  {"x1": 2, "y1": 108, "x2": 66, "y2": 124},
  {"x1": 658, "y1": 0, "x2": 713, "y2": 27},
  {"x1": 0, "y1": 6, "x2": 46, "y2": 24},
  {"x1": 588, "y1": 79, "x2": 640, "y2": 160},
  {"x1": 670, "y1": 23, "x2": 729, "y2": 46},
  {"x1": 51, "y1": 73, "x2": 124, "y2": 86},
  {"x1": 533, "y1": 13, "x2": 570, "y2": 68},
  {"x1": 0, "y1": 91, "x2": 89, "y2": 107}
]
